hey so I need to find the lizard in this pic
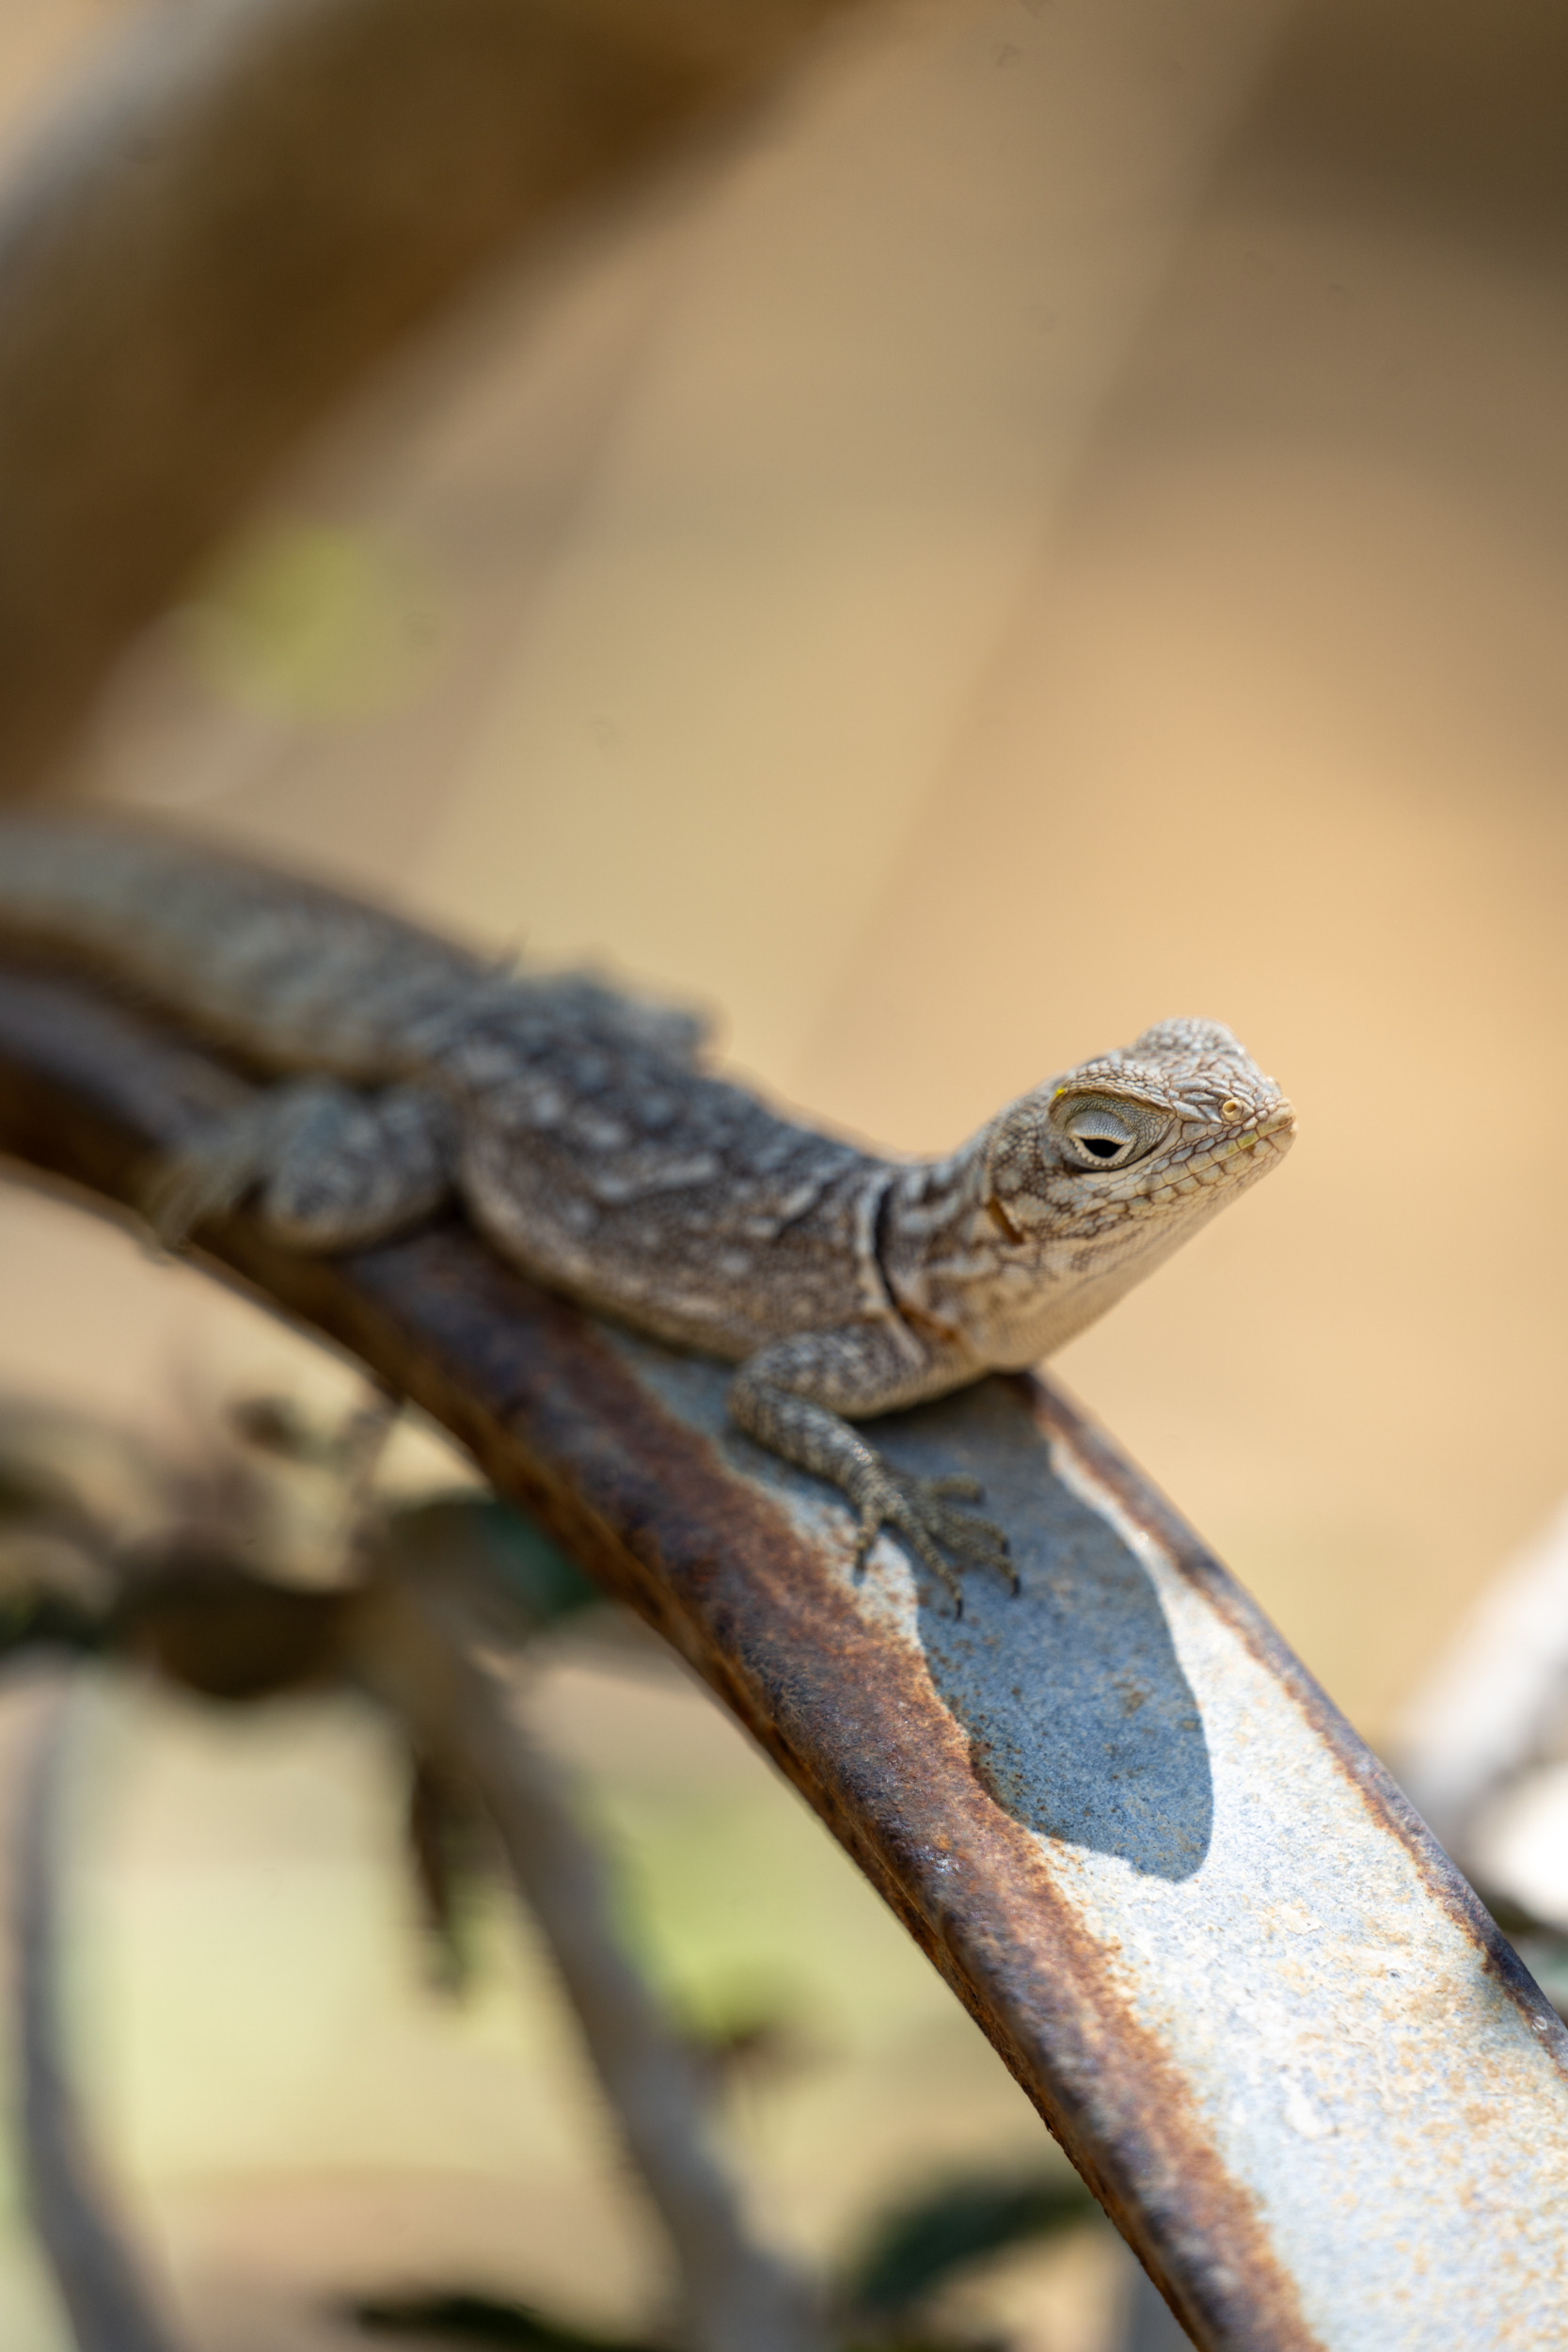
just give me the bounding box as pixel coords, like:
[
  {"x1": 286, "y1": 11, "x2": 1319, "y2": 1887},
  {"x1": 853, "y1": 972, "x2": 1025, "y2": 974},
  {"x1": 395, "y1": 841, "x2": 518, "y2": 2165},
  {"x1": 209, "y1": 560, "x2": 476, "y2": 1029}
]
[{"x1": 0, "y1": 815, "x2": 1294, "y2": 1606}]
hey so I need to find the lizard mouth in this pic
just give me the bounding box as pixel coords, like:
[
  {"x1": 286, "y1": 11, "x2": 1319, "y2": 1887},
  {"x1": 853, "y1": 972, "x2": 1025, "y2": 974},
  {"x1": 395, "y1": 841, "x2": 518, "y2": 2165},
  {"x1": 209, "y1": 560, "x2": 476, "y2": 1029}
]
[
  {"x1": 1256, "y1": 1105, "x2": 1296, "y2": 1147},
  {"x1": 1115, "y1": 1103, "x2": 1295, "y2": 1205},
  {"x1": 1221, "y1": 1104, "x2": 1295, "y2": 1154},
  {"x1": 1211, "y1": 1105, "x2": 1296, "y2": 1181}
]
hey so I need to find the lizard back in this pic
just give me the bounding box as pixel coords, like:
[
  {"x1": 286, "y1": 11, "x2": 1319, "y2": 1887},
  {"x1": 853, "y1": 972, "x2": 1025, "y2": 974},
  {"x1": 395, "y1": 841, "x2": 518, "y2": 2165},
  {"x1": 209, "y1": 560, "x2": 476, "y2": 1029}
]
[
  {"x1": 0, "y1": 817, "x2": 899, "y2": 1360},
  {"x1": 0, "y1": 816, "x2": 561, "y2": 1076}
]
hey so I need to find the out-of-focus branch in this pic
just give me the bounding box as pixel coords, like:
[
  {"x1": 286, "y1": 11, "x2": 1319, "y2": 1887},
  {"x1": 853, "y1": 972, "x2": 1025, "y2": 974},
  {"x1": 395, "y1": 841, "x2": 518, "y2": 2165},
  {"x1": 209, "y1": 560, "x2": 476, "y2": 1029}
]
[
  {"x1": 0, "y1": 1368, "x2": 816, "y2": 2348},
  {"x1": 351, "y1": 1562, "x2": 824, "y2": 2352},
  {"x1": 9, "y1": 1670, "x2": 191, "y2": 2352},
  {"x1": 0, "y1": 0, "x2": 872, "y2": 797},
  {"x1": 1393, "y1": 1495, "x2": 1568, "y2": 1858}
]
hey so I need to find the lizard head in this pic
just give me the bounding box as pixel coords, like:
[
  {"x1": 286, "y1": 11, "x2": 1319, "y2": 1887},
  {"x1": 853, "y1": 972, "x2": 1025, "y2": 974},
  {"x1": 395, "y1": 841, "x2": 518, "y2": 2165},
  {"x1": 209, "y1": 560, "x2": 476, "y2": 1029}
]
[{"x1": 979, "y1": 1017, "x2": 1294, "y2": 1273}]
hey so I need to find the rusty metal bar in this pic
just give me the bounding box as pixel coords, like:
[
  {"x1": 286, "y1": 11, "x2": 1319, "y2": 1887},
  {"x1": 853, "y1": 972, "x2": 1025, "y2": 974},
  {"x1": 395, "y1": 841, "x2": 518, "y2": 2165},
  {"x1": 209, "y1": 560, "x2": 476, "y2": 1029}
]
[{"x1": 0, "y1": 962, "x2": 1565, "y2": 2350}]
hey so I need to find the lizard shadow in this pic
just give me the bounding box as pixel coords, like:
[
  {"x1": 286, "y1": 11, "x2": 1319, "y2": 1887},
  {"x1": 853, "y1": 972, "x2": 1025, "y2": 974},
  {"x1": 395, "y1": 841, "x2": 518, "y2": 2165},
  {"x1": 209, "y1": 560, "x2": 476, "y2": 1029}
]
[
  {"x1": 867, "y1": 1383, "x2": 1212, "y2": 1883},
  {"x1": 610, "y1": 1329, "x2": 1212, "y2": 1885}
]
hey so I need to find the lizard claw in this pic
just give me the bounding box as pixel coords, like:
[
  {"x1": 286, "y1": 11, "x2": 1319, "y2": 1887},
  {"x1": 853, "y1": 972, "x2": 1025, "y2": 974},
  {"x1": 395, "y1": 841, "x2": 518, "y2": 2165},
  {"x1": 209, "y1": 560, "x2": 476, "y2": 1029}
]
[
  {"x1": 851, "y1": 1464, "x2": 1014, "y2": 1613},
  {"x1": 142, "y1": 1110, "x2": 273, "y2": 1246},
  {"x1": 726, "y1": 1374, "x2": 1014, "y2": 1614}
]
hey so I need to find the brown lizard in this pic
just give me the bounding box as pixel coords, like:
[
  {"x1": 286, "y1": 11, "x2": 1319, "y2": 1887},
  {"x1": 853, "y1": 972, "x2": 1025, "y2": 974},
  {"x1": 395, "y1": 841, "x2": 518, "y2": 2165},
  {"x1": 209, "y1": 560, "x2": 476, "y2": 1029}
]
[{"x1": 0, "y1": 817, "x2": 1294, "y2": 1604}]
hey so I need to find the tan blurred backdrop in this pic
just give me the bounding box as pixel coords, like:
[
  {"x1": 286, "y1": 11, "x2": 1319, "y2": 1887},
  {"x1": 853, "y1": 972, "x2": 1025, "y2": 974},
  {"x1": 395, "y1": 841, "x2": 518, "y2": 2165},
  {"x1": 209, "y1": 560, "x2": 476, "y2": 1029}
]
[{"x1": 1, "y1": 0, "x2": 1567, "y2": 2343}]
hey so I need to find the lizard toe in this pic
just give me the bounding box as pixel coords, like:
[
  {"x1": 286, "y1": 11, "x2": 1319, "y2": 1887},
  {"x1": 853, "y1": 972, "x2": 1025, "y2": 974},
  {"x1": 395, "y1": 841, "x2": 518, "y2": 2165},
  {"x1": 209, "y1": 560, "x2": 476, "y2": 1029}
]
[
  {"x1": 899, "y1": 1529, "x2": 966, "y2": 1613},
  {"x1": 923, "y1": 1471, "x2": 985, "y2": 1502},
  {"x1": 852, "y1": 1476, "x2": 967, "y2": 1609},
  {"x1": 928, "y1": 1505, "x2": 1009, "y2": 1559},
  {"x1": 852, "y1": 1502, "x2": 885, "y2": 1570},
  {"x1": 927, "y1": 1511, "x2": 1016, "y2": 1590},
  {"x1": 142, "y1": 1136, "x2": 261, "y2": 1246},
  {"x1": 869, "y1": 1471, "x2": 1014, "y2": 1605}
]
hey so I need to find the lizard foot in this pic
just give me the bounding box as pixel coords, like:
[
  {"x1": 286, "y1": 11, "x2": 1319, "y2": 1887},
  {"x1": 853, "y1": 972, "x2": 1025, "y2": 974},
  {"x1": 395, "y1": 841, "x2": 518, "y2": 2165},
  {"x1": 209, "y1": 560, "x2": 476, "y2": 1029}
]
[
  {"x1": 142, "y1": 1078, "x2": 455, "y2": 1251},
  {"x1": 725, "y1": 1366, "x2": 1016, "y2": 1615},
  {"x1": 851, "y1": 1466, "x2": 1015, "y2": 1613},
  {"x1": 143, "y1": 1096, "x2": 286, "y2": 1245}
]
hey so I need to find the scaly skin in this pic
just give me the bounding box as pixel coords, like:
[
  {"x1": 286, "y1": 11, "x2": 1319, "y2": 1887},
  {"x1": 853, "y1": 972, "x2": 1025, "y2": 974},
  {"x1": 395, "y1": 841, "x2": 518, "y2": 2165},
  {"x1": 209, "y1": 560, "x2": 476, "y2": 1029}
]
[{"x1": 0, "y1": 817, "x2": 1294, "y2": 1605}]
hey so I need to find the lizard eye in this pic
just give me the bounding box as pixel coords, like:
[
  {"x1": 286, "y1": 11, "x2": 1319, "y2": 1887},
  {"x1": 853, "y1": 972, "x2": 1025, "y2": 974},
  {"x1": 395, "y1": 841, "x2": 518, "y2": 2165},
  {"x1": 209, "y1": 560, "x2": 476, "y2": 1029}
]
[{"x1": 1053, "y1": 1092, "x2": 1168, "y2": 1171}]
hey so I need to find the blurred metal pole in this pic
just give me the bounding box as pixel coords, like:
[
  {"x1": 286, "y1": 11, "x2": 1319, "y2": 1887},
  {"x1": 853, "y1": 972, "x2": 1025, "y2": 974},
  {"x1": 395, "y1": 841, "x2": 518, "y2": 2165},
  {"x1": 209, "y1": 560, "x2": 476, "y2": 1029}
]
[
  {"x1": 2, "y1": 965, "x2": 1567, "y2": 2349},
  {"x1": 353, "y1": 1562, "x2": 826, "y2": 2352},
  {"x1": 1392, "y1": 1494, "x2": 1568, "y2": 1861},
  {"x1": 8, "y1": 1669, "x2": 191, "y2": 2352},
  {"x1": 0, "y1": 0, "x2": 873, "y2": 798}
]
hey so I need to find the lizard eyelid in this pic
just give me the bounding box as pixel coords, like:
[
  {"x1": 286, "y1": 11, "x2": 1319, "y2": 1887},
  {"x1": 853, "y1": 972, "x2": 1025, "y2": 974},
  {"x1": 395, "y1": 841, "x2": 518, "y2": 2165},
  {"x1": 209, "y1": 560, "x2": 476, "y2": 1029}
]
[{"x1": 1053, "y1": 1092, "x2": 1168, "y2": 1171}]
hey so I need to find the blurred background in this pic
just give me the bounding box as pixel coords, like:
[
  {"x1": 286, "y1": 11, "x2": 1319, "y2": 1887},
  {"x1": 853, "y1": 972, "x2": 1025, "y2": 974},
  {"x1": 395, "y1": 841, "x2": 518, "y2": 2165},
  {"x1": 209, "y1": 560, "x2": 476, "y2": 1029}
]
[{"x1": 0, "y1": 0, "x2": 1566, "y2": 2344}]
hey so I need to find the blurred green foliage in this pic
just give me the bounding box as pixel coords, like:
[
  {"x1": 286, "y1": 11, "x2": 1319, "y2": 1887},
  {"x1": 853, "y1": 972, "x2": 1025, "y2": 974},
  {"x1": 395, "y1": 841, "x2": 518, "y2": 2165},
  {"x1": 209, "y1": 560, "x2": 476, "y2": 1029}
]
[
  {"x1": 341, "y1": 2166, "x2": 1101, "y2": 2351},
  {"x1": 842, "y1": 2169, "x2": 1099, "y2": 2325},
  {"x1": 350, "y1": 2288, "x2": 662, "y2": 2352}
]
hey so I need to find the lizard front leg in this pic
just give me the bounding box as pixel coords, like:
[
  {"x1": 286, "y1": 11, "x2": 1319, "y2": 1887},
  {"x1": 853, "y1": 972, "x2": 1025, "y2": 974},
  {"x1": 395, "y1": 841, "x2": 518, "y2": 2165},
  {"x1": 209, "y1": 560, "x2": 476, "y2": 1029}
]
[
  {"x1": 145, "y1": 1077, "x2": 458, "y2": 1249},
  {"x1": 728, "y1": 1327, "x2": 1014, "y2": 1612}
]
